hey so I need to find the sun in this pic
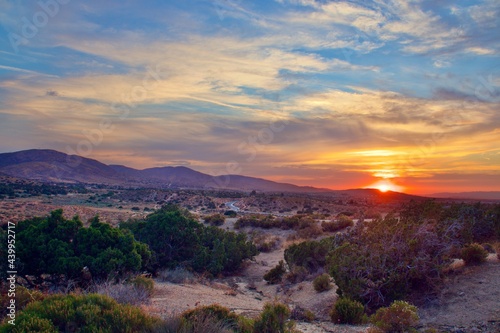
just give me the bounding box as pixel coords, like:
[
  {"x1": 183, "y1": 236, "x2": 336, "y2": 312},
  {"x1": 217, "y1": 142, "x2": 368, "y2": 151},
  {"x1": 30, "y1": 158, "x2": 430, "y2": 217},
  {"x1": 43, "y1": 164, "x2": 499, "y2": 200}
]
[
  {"x1": 365, "y1": 179, "x2": 404, "y2": 193},
  {"x1": 378, "y1": 184, "x2": 390, "y2": 192}
]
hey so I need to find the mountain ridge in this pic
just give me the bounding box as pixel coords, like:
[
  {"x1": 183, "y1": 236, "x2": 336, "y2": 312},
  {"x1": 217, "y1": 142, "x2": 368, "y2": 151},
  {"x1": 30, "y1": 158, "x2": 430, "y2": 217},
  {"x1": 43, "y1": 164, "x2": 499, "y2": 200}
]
[{"x1": 0, "y1": 149, "x2": 328, "y2": 193}]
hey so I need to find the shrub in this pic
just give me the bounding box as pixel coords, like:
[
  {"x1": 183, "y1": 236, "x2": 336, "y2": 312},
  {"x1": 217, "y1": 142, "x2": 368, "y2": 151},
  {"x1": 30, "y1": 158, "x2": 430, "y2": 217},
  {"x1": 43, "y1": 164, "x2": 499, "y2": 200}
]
[
  {"x1": 224, "y1": 210, "x2": 237, "y2": 218},
  {"x1": 371, "y1": 300, "x2": 419, "y2": 333},
  {"x1": 16, "y1": 210, "x2": 152, "y2": 280},
  {"x1": 181, "y1": 304, "x2": 252, "y2": 333},
  {"x1": 0, "y1": 285, "x2": 45, "y2": 319},
  {"x1": 481, "y1": 243, "x2": 495, "y2": 253},
  {"x1": 284, "y1": 237, "x2": 335, "y2": 273},
  {"x1": 94, "y1": 281, "x2": 150, "y2": 306},
  {"x1": 122, "y1": 205, "x2": 258, "y2": 276},
  {"x1": 461, "y1": 243, "x2": 488, "y2": 265},
  {"x1": 253, "y1": 301, "x2": 295, "y2": 333},
  {"x1": 252, "y1": 233, "x2": 280, "y2": 253},
  {"x1": 322, "y1": 216, "x2": 354, "y2": 233},
  {"x1": 0, "y1": 293, "x2": 160, "y2": 332},
  {"x1": 130, "y1": 275, "x2": 155, "y2": 296},
  {"x1": 313, "y1": 273, "x2": 332, "y2": 292},
  {"x1": 495, "y1": 243, "x2": 500, "y2": 260},
  {"x1": 328, "y1": 207, "x2": 455, "y2": 309},
  {"x1": 284, "y1": 266, "x2": 308, "y2": 284},
  {"x1": 204, "y1": 214, "x2": 225, "y2": 226},
  {"x1": 264, "y1": 261, "x2": 286, "y2": 284},
  {"x1": 290, "y1": 306, "x2": 315, "y2": 322},
  {"x1": 295, "y1": 224, "x2": 323, "y2": 239},
  {"x1": 158, "y1": 267, "x2": 196, "y2": 284},
  {"x1": 330, "y1": 297, "x2": 365, "y2": 325}
]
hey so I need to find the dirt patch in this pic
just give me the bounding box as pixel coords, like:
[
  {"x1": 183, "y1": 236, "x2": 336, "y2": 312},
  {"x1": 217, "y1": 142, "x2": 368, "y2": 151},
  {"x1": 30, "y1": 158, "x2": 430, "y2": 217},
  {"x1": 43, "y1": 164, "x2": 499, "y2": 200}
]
[{"x1": 419, "y1": 254, "x2": 500, "y2": 332}]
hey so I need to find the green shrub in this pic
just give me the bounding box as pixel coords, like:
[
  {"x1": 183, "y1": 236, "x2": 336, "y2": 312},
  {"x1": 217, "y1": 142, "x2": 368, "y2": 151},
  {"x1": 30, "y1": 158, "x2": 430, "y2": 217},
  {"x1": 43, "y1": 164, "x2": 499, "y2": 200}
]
[
  {"x1": 330, "y1": 297, "x2": 365, "y2": 325},
  {"x1": 263, "y1": 261, "x2": 286, "y2": 285},
  {"x1": 284, "y1": 237, "x2": 336, "y2": 273},
  {"x1": 122, "y1": 205, "x2": 258, "y2": 276},
  {"x1": 253, "y1": 301, "x2": 295, "y2": 333},
  {"x1": 371, "y1": 300, "x2": 419, "y2": 333},
  {"x1": 182, "y1": 304, "x2": 252, "y2": 333},
  {"x1": 313, "y1": 273, "x2": 332, "y2": 292},
  {"x1": 461, "y1": 243, "x2": 488, "y2": 265},
  {"x1": 0, "y1": 293, "x2": 160, "y2": 332},
  {"x1": 16, "y1": 210, "x2": 152, "y2": 280}
]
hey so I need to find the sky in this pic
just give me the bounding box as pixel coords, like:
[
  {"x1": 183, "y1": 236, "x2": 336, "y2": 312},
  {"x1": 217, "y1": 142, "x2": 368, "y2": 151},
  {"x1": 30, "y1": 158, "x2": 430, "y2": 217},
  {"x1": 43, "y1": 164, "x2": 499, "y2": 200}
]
[{"x1": 0, "y1": 0, "x2": 499, "y2": 194}]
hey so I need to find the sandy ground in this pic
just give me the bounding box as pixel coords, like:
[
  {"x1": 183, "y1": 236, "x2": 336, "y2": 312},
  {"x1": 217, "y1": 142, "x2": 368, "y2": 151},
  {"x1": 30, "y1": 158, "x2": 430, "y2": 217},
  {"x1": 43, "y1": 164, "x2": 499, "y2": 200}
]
[
  {"x1": 150, "y1": 241, "x2": 370, "y2": 333},
  {"x1": 419, "y1": 254, "x2": 500, "y2": 331}
]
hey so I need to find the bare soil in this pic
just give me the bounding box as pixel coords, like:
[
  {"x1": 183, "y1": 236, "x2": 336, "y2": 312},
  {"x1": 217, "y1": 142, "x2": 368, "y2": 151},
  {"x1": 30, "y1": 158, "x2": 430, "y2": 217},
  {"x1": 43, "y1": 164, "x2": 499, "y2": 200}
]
[{"x1": 419, "y1": 254, "x2": 500, "y2": 332}]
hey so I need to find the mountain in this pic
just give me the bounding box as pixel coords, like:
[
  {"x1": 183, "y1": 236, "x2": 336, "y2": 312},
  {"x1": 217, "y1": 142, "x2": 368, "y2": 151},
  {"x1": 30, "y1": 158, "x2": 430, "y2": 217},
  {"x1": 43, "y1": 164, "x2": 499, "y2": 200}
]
[
  {"x1": 0, "y1": 149, "x2": 118, "y2": 183},
  {"x1": 430, "y1": 191, "x2": 500, "y2": 201},
  {"x1": 0, "y1": 149, "x2": 326, "y2": 192}
]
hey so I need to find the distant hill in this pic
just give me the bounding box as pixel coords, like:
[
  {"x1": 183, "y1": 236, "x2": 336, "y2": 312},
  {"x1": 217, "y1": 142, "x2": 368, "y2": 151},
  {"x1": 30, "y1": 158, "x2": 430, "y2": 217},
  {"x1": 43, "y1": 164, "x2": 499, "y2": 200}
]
[
  {"x1": 0, "y1": 149, "x2": 327, "y2": 192},
  {"x1": 0, "y1": 149, "x2": 118, "y2": 183},
  {"x1": 430, "y1": 191, "x2": 500, "y2": 201}
]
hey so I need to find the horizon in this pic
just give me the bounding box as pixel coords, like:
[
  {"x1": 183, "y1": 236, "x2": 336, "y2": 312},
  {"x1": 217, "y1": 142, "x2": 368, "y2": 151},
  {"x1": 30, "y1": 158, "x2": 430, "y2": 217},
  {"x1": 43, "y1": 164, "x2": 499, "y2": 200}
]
[
  {"x1": 2, "y1": 147, "x2": 500, "y2": 197},
  {"x1": 1, "y1": 1, "x2": 499, "y2": 195}
]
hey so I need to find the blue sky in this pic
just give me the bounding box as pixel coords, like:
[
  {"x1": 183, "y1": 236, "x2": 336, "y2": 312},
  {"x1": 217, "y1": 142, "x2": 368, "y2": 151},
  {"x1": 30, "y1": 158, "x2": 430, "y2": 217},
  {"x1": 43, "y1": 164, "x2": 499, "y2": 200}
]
[{"x1": 0, "y1": 0, "x2": 499, "y2": 193}]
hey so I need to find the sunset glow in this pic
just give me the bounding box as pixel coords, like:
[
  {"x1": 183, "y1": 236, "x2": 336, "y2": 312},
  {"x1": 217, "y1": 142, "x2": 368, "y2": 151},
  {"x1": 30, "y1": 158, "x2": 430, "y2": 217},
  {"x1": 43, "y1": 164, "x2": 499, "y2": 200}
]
[
  {"x1": 366, "y1": 179, "x2": 405, "y2": 193},
  {"x1": 0, "y1": 1, "x2": 499, "y2": 195}
]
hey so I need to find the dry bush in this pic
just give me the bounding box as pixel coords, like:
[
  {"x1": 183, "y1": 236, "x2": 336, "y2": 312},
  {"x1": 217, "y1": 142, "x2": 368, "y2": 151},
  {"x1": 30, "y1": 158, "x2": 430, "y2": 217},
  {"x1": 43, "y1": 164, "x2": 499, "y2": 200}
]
[
  {"x1": 252, "y1": 233, "x2": 281, "y2": 253},
  {"x1": 159, "y1": 267, "x2": 197, "y2": 284},
  {"x1": 287, "y1": 224, "x2": 323, "y2": 241},
  {"x1": 179, "y1": 304, "x2": 249, "y2": 333},
  {"x1": 322, "y1": 215, "x2": 354, "y2": 233},
  {"x1": 312, "y1": 273, "x2": 332, "y2": 292},
  {"x1": 94, "y1": 281, "x2": 150, "y2": 306},
  {"x1": 291, "y1": 306, "x2": 315, "y2": 322},
  {"x1": 284, "y1": 266, "x2": 308, "y2": 284},
  {"x1": 130, "y1": 275, "x2": 155, "y2": 296},
  {"x1": 371, "y1": 301, "x2": 419, "y2": 333},
  {"x1": 461, "y1": 243, "x2": 488, "y2": 265}
]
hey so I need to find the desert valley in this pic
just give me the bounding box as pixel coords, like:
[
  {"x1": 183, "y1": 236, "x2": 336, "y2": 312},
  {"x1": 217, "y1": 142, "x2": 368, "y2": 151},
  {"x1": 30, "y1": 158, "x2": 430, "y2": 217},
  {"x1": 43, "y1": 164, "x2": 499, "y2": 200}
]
[{"x1": 0, "y1": 149, "x2": 499, "y2": 333}]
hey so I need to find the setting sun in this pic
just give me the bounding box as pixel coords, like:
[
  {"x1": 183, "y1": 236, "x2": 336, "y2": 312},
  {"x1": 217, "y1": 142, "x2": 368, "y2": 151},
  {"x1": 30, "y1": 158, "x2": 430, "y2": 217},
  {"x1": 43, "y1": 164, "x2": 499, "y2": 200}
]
[
  {"x1": 378, "y1": 184, "x2": 390, "y2": 192},
  {"x1": 366, "y1": 179, "x2": 405, "y2": 193}
]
